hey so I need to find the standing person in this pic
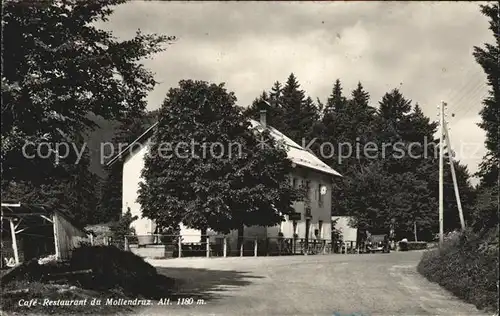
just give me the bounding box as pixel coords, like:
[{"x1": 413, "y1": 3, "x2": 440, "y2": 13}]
[{"x1": 383, "y1": 234, "x2": 390, "y2": 253}]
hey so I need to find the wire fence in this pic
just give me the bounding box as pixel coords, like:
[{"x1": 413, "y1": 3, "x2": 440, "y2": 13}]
[
  {"x1": 94, "y1": 234, "x2": 367, "y2": 258},
  {"x1": 0, "y1": 233, "x2": 377, "y2": 267}
]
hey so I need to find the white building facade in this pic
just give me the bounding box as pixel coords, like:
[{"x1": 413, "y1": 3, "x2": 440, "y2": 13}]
[{"x1": 112, "y1": 117, "x2": 342, "y2": 251}]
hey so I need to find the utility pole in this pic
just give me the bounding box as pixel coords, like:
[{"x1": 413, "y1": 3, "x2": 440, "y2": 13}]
[
  {"x1": 443, "y1": 119, "x2": 466, "y2": 230},
  {"x1": 438, "y1": 102, "x2": 445, "y2": 246}
]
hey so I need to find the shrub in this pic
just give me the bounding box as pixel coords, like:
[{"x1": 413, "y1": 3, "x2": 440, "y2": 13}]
[
  {"x1": 471, "y1": 186, "x2": 499, "y2": 231},
  {"x1": 109, "y1": 207, "x2": 137, "y2": 244},
  {"x1": 1, "y1": 259, "x2": 46, "y2": 285},
  {"x1": 399, "y1": 241, "x2": 427, "y2": 251},
  {"x1": 417, "y1": 228, "x2": 499, "y2": 313},
  {"x1": 70, "y1": 245, "x2": 173, "y2": 298}
]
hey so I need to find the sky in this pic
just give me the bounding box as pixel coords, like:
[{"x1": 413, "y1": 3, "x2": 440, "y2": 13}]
[{"x1": 97, "y1": 1, "x2": 492, "y2": 183}]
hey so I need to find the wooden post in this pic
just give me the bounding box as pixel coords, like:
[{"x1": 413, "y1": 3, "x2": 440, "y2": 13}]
[
  {"x1": 240, "y1": 241, "x2": 243, "y2": 257},
  {"x1": 9, "y1": 219, "x2": 19, "y2": 265},
  {"x1": 438, "y1": 102, "x2": 445, "y2": 246},
  {"x1": 254, "y1": 238, "x2": 258, "y2": 257},
  {"x1": 443, "y1": 121, "x2": 466, "y2": 230},
  {"x1": 178, "y1": 237, "x2": 182, "y2": 258},
  {"x1": 90, "y1": 234, "x2": 94, "y2": 246},
  {"x1": 206, "y1": 238, "x2": 210, "y2": 258},
  {"x1": 124, "y1": 236, "x2": 128, "y2": 251},
  {"x1": 52, "y1": 214, "x2": 60, "y2": 260},
  {"x1": 223, "y1": 236, "x2": 227, "y2": 257},
  {"x1": 414, "y1": 221, "x2": 418, "y2": 242}
]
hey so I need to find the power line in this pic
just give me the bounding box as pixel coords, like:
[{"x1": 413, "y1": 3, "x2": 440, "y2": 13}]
[
  {"x1": 451, "y1": 81, "x2": 488, "y2": 117},
  {"x1": 448, "y1": 75, "x2": 486, "y2": 114},
  {"x1": 460, "y1": 92, "x2": 489, "y2": 118},
  {"x1": 442, "y1": 67, "x2": 486, "y2": 118}
]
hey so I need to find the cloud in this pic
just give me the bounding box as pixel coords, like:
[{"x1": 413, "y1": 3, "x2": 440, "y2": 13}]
[{"x1": 97, "y1": 1, "x2": 492, "y2": 173}]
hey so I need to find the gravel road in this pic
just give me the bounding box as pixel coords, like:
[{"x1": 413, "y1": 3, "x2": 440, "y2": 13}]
[{"x1": 139, "y1": 251, "x2": 486, "y2": 316}]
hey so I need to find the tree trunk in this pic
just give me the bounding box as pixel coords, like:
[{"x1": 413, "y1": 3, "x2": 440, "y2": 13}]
[{"x1": 237, "y1": 224, "x2": 244, "y2": 255}]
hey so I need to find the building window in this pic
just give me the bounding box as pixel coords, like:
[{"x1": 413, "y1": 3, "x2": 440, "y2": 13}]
[
  {"x1": 305, "y1": 180, "x2": 311, "y2": 200},
  {"x1": 292, "y1": 177, "x2": 298, "y2": 189},
  {"x1": 318, "y1": 183, "x2": 324, "y2": 206}
]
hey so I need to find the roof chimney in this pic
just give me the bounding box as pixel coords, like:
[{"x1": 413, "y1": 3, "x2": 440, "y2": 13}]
[{"x1": 260, "y1": 109, "x2": 267, "y2": 127}]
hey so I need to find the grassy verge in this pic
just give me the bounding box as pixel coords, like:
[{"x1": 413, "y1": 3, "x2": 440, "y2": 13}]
[{"x1": 417, "y1": 228, "x2": 499, "y2": 313}]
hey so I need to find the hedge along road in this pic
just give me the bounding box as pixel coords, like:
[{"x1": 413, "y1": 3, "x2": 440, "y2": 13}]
[{"x1": 140, "y1": 251, "x2": 486, "y2": 316}]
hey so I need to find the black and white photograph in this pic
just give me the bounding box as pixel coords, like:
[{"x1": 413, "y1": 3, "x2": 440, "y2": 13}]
[{"x1": 1, "y1": 1, "x2": 499, "y2": 315}]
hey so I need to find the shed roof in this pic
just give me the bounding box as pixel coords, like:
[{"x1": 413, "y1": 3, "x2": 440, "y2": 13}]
[{"x1": 1, "y1": 202, "x2": 93, "y2": 235}]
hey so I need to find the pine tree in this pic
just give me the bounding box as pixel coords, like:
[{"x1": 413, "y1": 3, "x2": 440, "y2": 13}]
[
  {"x1": 377, "y1": 89, "x2": 413, "y2": 135},
  {"x1": 279, "y1": 73, "x2": 319, "y2": 143},
  {"x1": 473, "y1": 2, "x2": 499, "y2": 188},
  {"x1": 325, "y1": 79, "x2": 347, "y2": 114},
  {"x1": 373, "y1": 89, "x2": 414, "y2": 173},
  {"x1": 343, "y1": 82, "x2": 376, "y2": 170},
  {"x1": 270, "y1": 81, "x2": 283, "y2": 101},
  {"x1": 326, "y1": 82, "x2": 377, "y2": 221},
  {"x1": 244, "y1": 92, "x2": 268, "y2": 122},
  {"x1": 302, "y1": 96, "x2": 321, "y2": 139},
  {"x1": 244, "y1": 83, "x2": 289, "y2": 133},
  {"x1": 316, "y1": 98, "x2": 325, "y2": 117},
  {"x1": 472, "y1": 2, "x2": 499, "y2": 230},
  {"x1": 318, "y1": 79, "x2": 349, "y2": 167}
]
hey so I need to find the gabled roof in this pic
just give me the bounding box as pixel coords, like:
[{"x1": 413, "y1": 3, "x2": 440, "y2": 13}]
[
  {"x1": 248, "y1": 120, "x2": 341, "y2": 177},
  {"x1": 105, "y1": 122, "x2": 158, "y2": 166},
  {"x1": 106, "y1": 120, "x2": 342, "y2": 177}
]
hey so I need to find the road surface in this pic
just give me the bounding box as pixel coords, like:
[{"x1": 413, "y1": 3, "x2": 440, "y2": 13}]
[{"x1": 140, "y1": 251, "x2": 486, "y2": 316}]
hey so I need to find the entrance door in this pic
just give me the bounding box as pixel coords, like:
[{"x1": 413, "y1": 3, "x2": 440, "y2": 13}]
[
  {"x1": 305, "y1": 218, "x2": 311, "y2": 253},
  {"x1": 292, "y1": 221, "x2": 297, "y2": 253}
]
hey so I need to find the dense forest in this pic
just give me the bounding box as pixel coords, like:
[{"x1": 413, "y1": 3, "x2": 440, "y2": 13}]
[{"x1": 244, "y1": 75, "x2": 476, "y2": 240}]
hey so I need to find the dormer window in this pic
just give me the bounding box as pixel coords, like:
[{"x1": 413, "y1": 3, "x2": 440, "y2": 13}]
[{"x1": 305, "y1": 180, "x2": 311, "y2": 200}]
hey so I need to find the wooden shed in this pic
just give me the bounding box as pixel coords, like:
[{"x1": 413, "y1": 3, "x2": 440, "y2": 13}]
[{"x1": 1, "y1": 202, "x2": 93, "y2": 266}]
